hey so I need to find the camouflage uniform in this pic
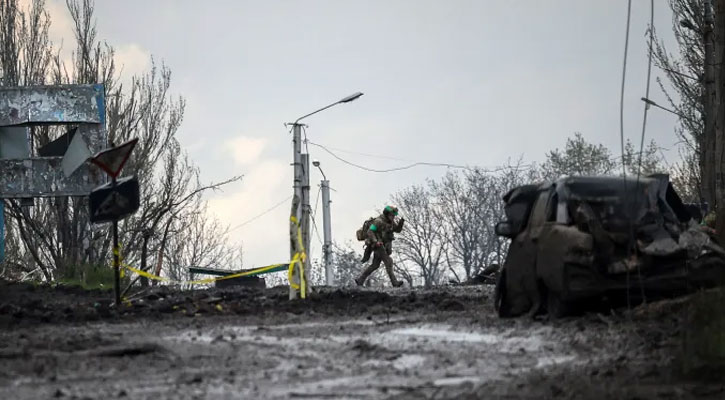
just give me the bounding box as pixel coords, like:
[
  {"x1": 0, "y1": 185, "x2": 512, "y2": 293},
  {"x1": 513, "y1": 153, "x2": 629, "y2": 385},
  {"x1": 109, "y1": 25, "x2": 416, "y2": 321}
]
[{"x1": 355, "y1": 209, "x2": 405, "y2": 287}]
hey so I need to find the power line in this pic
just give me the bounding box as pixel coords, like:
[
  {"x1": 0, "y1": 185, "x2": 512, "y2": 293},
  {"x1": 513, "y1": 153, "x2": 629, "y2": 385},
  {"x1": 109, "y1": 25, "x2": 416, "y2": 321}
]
[
  {"x1": 309, "y1": 187, "x2": 324, "y2": 258},
  {"x1": 311, "y1": 143, "x2": 418, "y2": 163},
  {"x1": 312, "y1": 185, "x2": 321, "y2": 222},
  {"x1": 309, "y1": 139, "x2": 665, "y2": 176},
  {"x1": 228, "y1": 195, "x2": 293, "y2": 233},
  {"x1": 308, "y1": 141, "x2": 469, "y2": 172},
  {"x1": 632, "y1": 0, "x2": 655, "y2": 306},
  {"x1": 636, "y1": 0, "x2": 655, "y2": 185},
  {"x1": 619, "y1": 0, "x2": 633, "y2": 181},
  {"x1": 307, "y1": 140, "x2": 535, "y2": 174},
  {"x1": 619, "y1": 0, "x2": 634, "y2": 312},
  {"x1": 310, "y1": 213, "x2": 324, "y2": 248}
]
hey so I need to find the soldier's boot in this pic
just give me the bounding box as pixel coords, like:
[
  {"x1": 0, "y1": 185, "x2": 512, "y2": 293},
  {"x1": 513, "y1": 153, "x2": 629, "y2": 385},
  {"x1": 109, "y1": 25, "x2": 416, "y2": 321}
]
[{"x1": 383, "y1": 258, "x2": 403, "y2": 287}]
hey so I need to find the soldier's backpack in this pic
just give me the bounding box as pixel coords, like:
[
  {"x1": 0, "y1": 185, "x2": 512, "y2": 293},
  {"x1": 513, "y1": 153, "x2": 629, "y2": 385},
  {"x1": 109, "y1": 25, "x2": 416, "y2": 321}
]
[{"x1": 356, "y1": 217, "x2": 375, "y2": 241}]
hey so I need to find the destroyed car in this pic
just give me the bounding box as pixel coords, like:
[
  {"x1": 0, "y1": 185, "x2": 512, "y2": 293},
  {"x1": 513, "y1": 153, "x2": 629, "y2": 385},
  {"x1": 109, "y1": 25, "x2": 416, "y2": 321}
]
[{"x1": 493, "y1": 174, "x2": 725, "y2": 318}]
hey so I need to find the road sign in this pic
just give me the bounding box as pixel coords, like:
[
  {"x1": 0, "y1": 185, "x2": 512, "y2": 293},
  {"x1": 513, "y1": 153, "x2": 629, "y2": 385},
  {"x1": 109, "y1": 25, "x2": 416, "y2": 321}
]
[
  {"x1": 89, "y1": 176, "x2": 140, "y2": 223},
  {"x1": 61, "y1": 130, "x2": 92, "y2": 177},
  {"x1": 90, "y1": 138, "x2": 138, "y2": 178}
]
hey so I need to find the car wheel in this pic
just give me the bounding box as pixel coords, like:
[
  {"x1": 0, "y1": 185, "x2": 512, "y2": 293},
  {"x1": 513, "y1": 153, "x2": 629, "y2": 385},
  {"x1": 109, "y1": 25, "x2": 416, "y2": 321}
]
[
  {"x1": 546, "y1": 288, "x2": 572, "y2": 319},
  {"x1": 494, "y1": 268, "x2": 510, "y2": 317}
]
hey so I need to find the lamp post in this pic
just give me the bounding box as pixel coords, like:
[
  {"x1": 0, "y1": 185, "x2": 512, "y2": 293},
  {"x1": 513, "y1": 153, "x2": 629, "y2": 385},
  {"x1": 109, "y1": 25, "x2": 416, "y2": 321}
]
[
  {"x1": 313, "y1": 160, "x2": 334, "y2": 286},
  {"x1": 640, "y1": 98, "x2": 689, "y2": 120},
  {"x1": 287, "y1": 92, "x2": 362, "y2": 299}
]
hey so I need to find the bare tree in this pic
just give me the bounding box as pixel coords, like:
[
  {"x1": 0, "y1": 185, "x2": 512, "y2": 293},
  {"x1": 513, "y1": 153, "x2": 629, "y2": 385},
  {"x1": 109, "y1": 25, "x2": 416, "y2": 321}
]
[
  {"x1": 0, "y1": 0, "x2": 242, "y2": 286},
  {"x1": 392, "y1": 184, "x2": 447, "y2": 288},
  {"x1": 431, "y1": 171, "x2": 487, "y2": 281},
  {"x1": 164, "y1": 202, "x2": 243, "y2": 289},
  {"x1": 540, "y1": 133, "x2": 616, "y2": 180},
  {"x1": 672, "y1": 148, "x2": 703, "y2": 203},
  {"x1": 540, "y1": 132, "x2": 664, "y2": 181},
  {"x1": 652, "y1": 0, "x2": 706, "y2": 201}
]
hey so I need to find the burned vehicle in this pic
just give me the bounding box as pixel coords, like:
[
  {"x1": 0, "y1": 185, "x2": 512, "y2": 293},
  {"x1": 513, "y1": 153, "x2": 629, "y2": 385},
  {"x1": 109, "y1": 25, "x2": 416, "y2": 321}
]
[{"x1": 494, "y1": 175, "x2": 725, "y2": 318}]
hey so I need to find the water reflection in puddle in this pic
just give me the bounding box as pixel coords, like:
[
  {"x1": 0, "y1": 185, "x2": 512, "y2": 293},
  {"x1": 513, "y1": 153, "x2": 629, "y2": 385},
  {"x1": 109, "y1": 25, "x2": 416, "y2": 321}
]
[{"x1": 389, "y1": 325, "x2": 547, "y2": 353}]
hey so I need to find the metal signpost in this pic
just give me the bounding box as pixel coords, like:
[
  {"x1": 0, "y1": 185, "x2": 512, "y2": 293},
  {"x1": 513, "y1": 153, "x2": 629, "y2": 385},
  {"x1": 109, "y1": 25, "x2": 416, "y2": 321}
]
[{"x1": 88, "y1": 138, "x2": 140, "y2": 306}]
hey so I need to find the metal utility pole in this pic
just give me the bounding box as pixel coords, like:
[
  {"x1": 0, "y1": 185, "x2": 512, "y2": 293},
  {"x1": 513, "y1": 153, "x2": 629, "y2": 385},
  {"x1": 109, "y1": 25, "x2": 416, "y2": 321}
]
[
  {"x1": 313, "y1": 159, "x2": 334, "y2": 285},
  {"x1": 288, "y1": 92, "x2": 363, "y2": 299},
  {"x1": 301, "y1": 151, "x2": 311, "y2": 289},
  {"x1": 321, "y1": 179, "x2": 333, "y2": 285}
]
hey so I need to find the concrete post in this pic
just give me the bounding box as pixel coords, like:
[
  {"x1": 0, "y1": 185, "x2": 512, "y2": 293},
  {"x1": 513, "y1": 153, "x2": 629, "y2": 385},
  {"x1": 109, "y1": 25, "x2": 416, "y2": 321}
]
[
  {"x1": 321, "y1": 179, "x2": 334, "y2": 285},
  {"x1": 301, "y1": 152, "x2": 311, "y2": 295},
  {"x1": 290, "y1": 123, "x2": 303, "y2": 300}
]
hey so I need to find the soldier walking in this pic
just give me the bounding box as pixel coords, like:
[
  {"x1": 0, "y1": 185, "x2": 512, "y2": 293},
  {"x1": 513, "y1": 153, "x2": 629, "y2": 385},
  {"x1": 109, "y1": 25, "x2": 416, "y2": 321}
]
[{"x1": 355, "y1": 206, "x2": 405, "y2": 287}]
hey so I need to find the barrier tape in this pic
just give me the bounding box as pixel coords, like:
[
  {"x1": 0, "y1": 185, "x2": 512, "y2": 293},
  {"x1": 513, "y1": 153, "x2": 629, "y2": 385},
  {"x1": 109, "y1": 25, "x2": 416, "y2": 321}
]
[
  {"x1": 111, "y1": 216, "x2": 308, "y2": 296},
  {"x1": 288, "y1": 216, "x2": 307, "y2": 299}
]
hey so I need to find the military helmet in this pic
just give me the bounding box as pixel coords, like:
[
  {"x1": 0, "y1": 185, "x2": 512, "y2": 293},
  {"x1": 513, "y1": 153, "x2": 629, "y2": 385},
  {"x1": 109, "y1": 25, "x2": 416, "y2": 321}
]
[{"x1": 383, "y1": 205, "x2": 398, "y2": 216}]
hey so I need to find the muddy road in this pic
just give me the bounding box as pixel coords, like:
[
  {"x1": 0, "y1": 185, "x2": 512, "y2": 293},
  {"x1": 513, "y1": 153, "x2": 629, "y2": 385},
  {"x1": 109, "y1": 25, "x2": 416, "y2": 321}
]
[{"x1": 0, "y1": 282, "x2": 722, "y2": 399}]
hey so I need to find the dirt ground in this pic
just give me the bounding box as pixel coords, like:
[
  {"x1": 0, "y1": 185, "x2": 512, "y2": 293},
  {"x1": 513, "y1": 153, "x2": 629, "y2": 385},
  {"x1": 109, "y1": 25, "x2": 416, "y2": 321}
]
[{"x1": 0, "y1": 280, "x2": 723, "y2": 400}]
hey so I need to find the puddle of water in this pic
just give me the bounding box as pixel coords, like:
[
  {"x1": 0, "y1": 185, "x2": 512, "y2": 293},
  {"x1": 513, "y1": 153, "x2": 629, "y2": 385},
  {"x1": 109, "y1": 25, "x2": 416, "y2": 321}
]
[
  {"x1": 165, "y1": 318, "x2": 397, "y2": 345},
  {"x1": 433, "y1": 376, "x2": 481, "y2": 386},
  {"x1": 361, "y1": 354, "x2": 427, "y2": 370},
  {"x1": 391, "y1": 327, "x2": 499, "y2": 343},
  {"x1": 389, "y1": 325, "x2": 547, "y2": 353},
  {"x1": 267, "y1": 373, "x2": 380, "y2": 397},
  {"x1": 393, "y1": 354, "x2": 426, "y2": 370},
  {"x1": 259, "y1": 318, "x2": 400, "y2": 331},
  {"x1": 535, "y1": 355, "x2": 577, "y2": 369}
]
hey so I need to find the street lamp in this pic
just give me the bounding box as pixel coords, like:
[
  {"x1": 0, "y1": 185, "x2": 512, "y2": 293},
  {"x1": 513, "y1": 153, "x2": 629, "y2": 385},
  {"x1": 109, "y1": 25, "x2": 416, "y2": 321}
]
[
  {"x1": 641, "y1": 97, "x2": 688, "y2": 119},
  {"x1": 294, "y1": 92, "x2": 364, "y2": 124},
  {"x1": 287, "y1": 92, "x2": 363, "y2": 298},
  {"x1": 312, "y1": 159, "x2": 334, "y2": 286}
]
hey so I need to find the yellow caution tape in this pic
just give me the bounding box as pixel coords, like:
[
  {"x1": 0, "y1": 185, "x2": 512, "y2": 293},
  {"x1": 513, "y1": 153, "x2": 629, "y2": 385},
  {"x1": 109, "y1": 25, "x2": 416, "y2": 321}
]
[
  {"x1": 111, "y1": 216, "x2": 309, "y2": 296},
  {"x1": 288, "y1": 216, "x2": 307, "y2": 298},
  {"x1": 112, "y1": 245, "x2": 125, "y2": 278},
  {"x1": 122, "y1": 262, "x2": 289, "y2": 285}
]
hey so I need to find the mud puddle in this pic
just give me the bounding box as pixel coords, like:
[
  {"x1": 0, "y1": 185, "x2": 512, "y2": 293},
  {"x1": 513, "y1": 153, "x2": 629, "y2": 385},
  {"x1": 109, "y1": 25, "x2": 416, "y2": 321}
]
[
  {"x1": 161, "y1": 319, "x2": 578, "y2": 398},
  {"x1": 1, "y1": 283, "x2": 717, "y2": 399}
]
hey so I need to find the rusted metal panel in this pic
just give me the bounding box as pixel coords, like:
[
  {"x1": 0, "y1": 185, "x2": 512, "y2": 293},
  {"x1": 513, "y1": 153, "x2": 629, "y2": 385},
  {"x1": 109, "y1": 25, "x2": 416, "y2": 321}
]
[
  {"x1": 0, "y1": 84, "x2": 105, "y2": 126},
  {"x1": 0, "y1": 157, "x2": 104, "y2": 198},
  {"x1": 0, "y1": 84, "x2": 107, "y2": 198},
  {"x1": 0, "y1": 127, "x2": 30, "y2": 159},
  {"x1": 77, "y1": 124, "x2": 106, "y2": 153}
]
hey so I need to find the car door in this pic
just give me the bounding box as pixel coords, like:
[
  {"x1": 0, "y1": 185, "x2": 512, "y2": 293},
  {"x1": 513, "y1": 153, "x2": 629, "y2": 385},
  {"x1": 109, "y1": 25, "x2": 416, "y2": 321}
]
[
  {"x1": 533, "y1": 189, "x2": 569, "y2": 294},
  {"x1": 501, "y1": 188, "x2": 552, "y2": 316}
]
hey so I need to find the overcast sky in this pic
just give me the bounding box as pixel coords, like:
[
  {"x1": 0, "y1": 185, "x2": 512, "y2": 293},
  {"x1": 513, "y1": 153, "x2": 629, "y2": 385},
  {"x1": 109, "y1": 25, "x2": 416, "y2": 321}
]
[{"x1": 45, "y1": 0, "x2": 681, "y2": 269}]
